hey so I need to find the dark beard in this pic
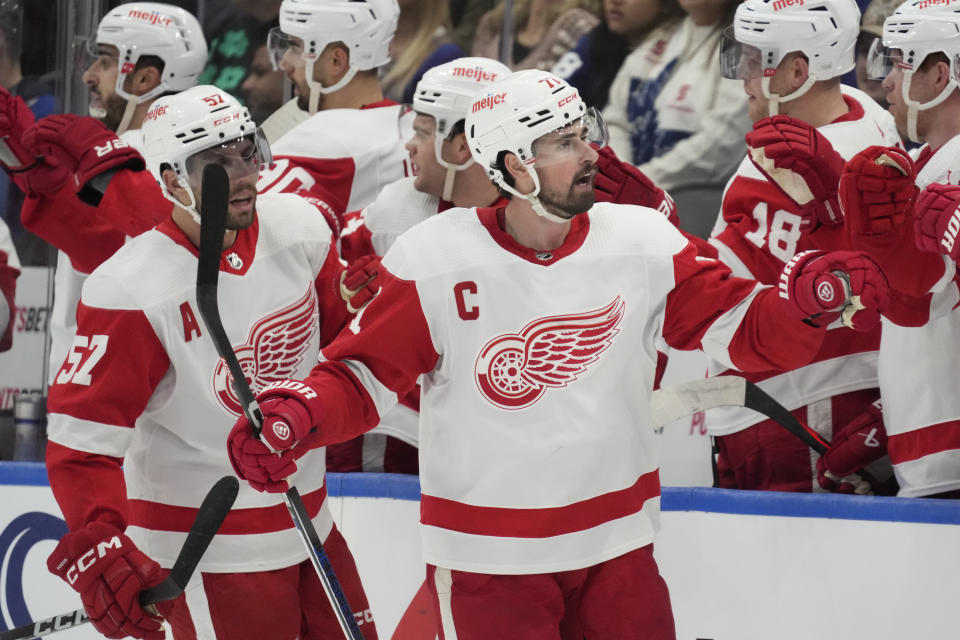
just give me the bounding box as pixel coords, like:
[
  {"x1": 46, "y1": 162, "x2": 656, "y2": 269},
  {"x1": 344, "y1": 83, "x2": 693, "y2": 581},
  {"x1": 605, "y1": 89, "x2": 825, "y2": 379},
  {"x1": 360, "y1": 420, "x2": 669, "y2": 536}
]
[
  {"x1": 101, "y1": 93, "x2": 129, "y2": 132},
  {"x1": 537, "y1": 178, "x2": 596, "y2": 219}
]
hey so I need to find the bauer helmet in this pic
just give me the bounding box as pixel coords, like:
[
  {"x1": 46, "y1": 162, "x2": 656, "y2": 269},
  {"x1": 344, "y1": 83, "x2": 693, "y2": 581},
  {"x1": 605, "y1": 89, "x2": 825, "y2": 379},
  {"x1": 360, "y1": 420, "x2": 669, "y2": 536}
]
[
  {"x1": 141, "y1": 85, "x2": 271, "y2": 223},
  {"x1": 867, "y1": 0, "x2": 960, "y2": 141},
  {"x1": 411, "y1": 57, "x2": 512, "y2": 200},
  {"x1": 269, "y1": 0, "x2": 399, "y2": 113},
  {"x1": 720, "y1": 0, "x2": 860, "y2": 114},
  {"x1": 77, "y1": 2, "x2": 207, "y2": 133},
  {"x1": 465, "y1": 69, "x2": 608, "y2": 223}
]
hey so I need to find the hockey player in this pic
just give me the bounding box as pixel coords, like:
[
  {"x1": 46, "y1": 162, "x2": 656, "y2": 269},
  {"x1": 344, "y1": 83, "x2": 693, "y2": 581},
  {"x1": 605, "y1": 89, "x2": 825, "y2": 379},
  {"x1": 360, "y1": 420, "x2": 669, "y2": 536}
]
[
  {"x1": 0, "y1": 2, "x2": 208, "y2": 379},
  {"x1": 258, "y1": 0, "x2": 409, "y2": 228},
  {"x1": 44, "y1": 87, "x2": 378, "y2": 639},
  {"x1": 225, "y1": 70, "x2": 890, "y2": 639},
  {"x1": 334, "y1": 56, "x2": 681, "y2": 473},
  {"x1": 706, "y1": 0, "x2": 902, "y2": 492},
  {"x1": 826, "y1": 0, "x2": 960, "y2": 497}
]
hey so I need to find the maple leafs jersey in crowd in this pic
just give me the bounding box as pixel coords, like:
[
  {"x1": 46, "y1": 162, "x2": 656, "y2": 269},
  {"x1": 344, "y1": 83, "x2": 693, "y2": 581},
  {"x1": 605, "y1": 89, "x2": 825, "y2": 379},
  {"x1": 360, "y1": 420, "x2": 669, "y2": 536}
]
[
  {"x1": 46, "y1": 194, "x2": 350, "y2": 572},
  {"x1": 259, "y1": 101, "x2": 411, "y2": 232},
  {"x1": 705, "y1": 86, "x2": 900, "y2": 437},
  {"x1": 874, "y1": 138, "x2": 960, "y2": 496},
  {"x1": 21, "y1": 129, "x2": 171, "y2": 381},
  {"x1": 296, "y1": 203, "x2": 824, "y2": 574}
]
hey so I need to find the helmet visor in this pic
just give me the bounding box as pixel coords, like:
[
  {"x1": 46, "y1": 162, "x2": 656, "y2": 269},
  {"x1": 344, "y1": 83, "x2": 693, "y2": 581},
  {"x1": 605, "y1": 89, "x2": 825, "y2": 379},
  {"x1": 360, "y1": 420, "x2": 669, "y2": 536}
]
[
  {"x1": 719, "y1": 28, "x2": 764, "y2": 81},
  {"x1": 267, "y1": 26, "x2": 304, "y2": 71},
  {"x1": 397, "y1": 103, "x2": 419, "y2": 144},
  {"x1": 74, "y1": 36, "x2": 119, "y2": 76},
  {"x1": 866, "y1": 38, "x2": 897, "y2": 80},
  {"x1": 530, "y1": 107, "x2": 608, "y2": 169},
  {"x1": 184, "y1": 129, "x2": 272, "y2": 185}
]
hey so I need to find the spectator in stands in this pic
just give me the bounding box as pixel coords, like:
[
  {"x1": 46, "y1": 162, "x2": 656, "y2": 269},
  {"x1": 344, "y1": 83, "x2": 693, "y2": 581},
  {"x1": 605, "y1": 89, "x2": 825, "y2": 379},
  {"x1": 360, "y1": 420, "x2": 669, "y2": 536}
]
[
  {"x1": 855, "y1": 0, "x2": 899, "y2": 109},
  {"x1": 553, "y1": 0, "x2": 684, "y2": 110},
  {"x1": 603, "y1": 0, "x2": 749, "y2": 195},
  {"x1": 199, "y1": 0, "x2": 281, "y2": 99},
  {"x1": 381, "y1": 0, "x2": 465, "y2": 103},
  {"x1": 240, "y1": 25, "x2": 285, "y2": 124},
  {"x1": 472, "y1": 0, "x2": 602, "y2": 71},
  {"x1": 449, "y1": 0, "x2": 496, "y2": 52},
  {"x1": 0, "y1": 1, "x2": 55, "y2": 266}
]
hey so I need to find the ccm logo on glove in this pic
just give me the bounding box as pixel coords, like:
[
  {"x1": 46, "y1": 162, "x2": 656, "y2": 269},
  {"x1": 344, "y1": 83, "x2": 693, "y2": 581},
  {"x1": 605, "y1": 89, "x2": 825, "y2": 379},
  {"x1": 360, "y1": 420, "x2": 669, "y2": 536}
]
[{"x1": 59, "y1": 536, "x2": 123, "y2": 585}]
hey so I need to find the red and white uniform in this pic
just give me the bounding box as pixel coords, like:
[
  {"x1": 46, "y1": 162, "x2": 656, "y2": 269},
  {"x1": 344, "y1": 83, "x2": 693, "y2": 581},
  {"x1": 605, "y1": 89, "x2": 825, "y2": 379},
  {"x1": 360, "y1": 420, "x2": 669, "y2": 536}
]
[
  {"x1": 298, "y1": 203, "x2": 824, "y2": 575},
  {"x1": 21, "y1": 130, "x2": 171, "y2": 381},
  {"x1": 706, "y1": 87, "x2": 899, "y2": 490},
  {"x1": 876, "y1": 137, "x2": 960, "y2": 497},
  {"x1": 259, "y1": 101, "x2": 410, "y2": 231}
]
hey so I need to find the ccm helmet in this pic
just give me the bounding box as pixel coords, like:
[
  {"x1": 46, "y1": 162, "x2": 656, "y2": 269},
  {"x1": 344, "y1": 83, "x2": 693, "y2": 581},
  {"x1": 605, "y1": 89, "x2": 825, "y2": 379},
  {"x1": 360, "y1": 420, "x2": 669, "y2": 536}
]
[
  {"x1": 720, "y1": 0, "x2": 860, "y2": 114},
  {"x1": 141, "y1": 85, "x2": 271, "y2": 223},
  {"x1": 411, "y1": 57, "x2": 512, "y2": 200},
  {"x1": 465, "y1": 69, "x2": 607, "y2": 223},
  {"x1": 78, "y1": 2, "x2": 207, "y2": 133},
  {"x1": 867, "y1": 0, "x2": 960, "y2": 141},
  {"x1": 269, "y1": 0, "x2": 399, "y2": 113}
]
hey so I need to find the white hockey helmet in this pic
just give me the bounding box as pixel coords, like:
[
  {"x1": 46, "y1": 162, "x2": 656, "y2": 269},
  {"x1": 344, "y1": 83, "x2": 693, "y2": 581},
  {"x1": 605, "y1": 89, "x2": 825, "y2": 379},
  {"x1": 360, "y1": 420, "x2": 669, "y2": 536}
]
[
  {"x1": 269, "y1": 0, "x2": 399, "y2": 113},
  {"x1": 866, "y1": 0, "x2": 960, "y2": 142},
  {"x1": 141, "y1": 85, "x2": 271, "y2": 223},
  {"x1": 80, "y1": 3, "x2": 207, "y2": 133},
  {"x1": 411, "y1": 57, "x2": 512, "y2": 200},
  {"x1": 720, "y1": 0, "x2": 860, "y2": 114},
  {"x1": 465, "y1": 69, "x2": 608, "y2": 223}
]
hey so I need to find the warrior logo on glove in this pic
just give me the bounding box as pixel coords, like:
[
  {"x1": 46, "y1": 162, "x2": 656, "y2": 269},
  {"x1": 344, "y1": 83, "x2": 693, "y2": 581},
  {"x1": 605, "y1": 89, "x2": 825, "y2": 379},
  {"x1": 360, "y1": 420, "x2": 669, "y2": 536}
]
[{"x1": 474, "y1": 297, "x2": 624, "y2": 409}]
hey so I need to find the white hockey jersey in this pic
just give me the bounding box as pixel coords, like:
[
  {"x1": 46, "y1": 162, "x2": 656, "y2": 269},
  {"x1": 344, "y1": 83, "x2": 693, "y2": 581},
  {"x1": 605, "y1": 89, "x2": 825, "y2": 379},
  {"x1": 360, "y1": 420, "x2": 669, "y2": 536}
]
[
  {"x1": 298, "y1": 203, "x2": 825, "y2": 574},
  {"x1": 46, "y1": 194, "x2": 350, "y2": 572},
  {"x1": 878, "y1": 135, "x2": 960, "y2": 496},
  {"x1": 706, "y1": 86, "x2": 900, "y2": 436},
  {"x1": 259, "y1": 102, "x2": 411, "y2": 220}
]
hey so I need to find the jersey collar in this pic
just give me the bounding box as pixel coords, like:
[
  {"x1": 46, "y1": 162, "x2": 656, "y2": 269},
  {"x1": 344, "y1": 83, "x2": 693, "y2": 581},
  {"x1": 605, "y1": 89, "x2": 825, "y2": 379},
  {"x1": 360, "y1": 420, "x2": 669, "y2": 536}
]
[
  {"x1": 476, "y1": 206, "x2": 590, "y2": 266},
  {"x1": 157, "y1": 214, "x2": 260, "y2": 276}
]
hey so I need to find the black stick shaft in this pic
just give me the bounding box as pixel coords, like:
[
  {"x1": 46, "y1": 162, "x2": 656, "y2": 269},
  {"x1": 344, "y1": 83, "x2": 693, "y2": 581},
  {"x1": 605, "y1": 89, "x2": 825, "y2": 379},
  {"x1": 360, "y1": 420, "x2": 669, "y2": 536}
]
[{"x1": 194, "y1": 164, "x2": 363, "y2": 640}]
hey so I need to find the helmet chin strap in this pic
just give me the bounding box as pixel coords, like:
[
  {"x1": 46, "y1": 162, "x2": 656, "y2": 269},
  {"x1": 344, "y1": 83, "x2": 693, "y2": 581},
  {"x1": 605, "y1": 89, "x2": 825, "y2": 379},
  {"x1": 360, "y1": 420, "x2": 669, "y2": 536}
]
[
  {"x1": 762, "y1": 74, "x2": 817, "y2": 117},
  {"x1": 305, "y1": 58, "x2": 360, "y2": 114},
  {"x1": 116, "y1": 98, "x2": 138, "y2": 135},
  {"x1": 436, "y1": 142, "x2": 475, "y2": 202},
  {"x1": 901, "y1": 71, "x2": 958, "y2": 144},
  {"x1": 497, "y1": 166, "x2": 572, "y2": 224}
]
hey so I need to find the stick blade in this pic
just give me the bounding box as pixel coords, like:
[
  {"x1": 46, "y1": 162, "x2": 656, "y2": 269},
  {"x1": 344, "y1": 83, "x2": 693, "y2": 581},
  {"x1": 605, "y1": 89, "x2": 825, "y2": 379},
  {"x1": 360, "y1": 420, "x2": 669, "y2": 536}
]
[
  {"x1": 139, "y1": 476, "x2": 239, "y2": 604},
  {"x1": 651, "y1": 376, "x2": 747, "y2": 427}
]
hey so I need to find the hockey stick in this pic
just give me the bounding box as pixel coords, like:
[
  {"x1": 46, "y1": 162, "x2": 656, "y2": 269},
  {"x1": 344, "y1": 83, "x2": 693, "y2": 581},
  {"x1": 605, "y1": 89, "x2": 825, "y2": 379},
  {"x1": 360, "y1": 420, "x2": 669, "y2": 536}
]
[
  {"x1": 652, "y1": 376, "x2": 829, "y2": 454},
  {"x1": 0, "y1": 476, "x2": 239, "y2": 640},
  {"x1": 194, "y1": 164, "x2": 364, "y2": 640},
  {"x1": 652, "y1": 377, "x2": 891, "y2": 493}
]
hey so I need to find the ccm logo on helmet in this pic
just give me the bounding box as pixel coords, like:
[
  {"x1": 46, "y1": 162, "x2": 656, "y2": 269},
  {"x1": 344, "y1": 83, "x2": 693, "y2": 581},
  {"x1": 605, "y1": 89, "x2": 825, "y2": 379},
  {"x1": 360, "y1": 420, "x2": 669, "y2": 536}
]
[
  {"x1": 473, "y1": 92, "x2": 507, "y2": 112},
  {"x1": 452, "y1": 66, "x2": 499, "y2": 82},
  {"x1": 771, "y1": 0, "x2": 803, "y2": 9},
  {"x1": 127, "y1": 9, "x2": 173, "y2": 27},
  {"x1": 918, "y1": 0, "x2": 955, "y2": 8},
  {"x1": 557, "y1": 93, "x2": 577, "y2": 108},
  {"x1": 65, "y1": 536, "x2": 123, "y2": 585},
  {"x1": 213, "y1": 113, "x2": 242, "y2": 126}
]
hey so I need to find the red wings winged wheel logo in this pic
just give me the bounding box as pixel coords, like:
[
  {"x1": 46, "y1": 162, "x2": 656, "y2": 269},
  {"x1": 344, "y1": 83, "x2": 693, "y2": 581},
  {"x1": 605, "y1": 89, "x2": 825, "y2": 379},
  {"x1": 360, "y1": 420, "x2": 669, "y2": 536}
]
[
  {"x1": 474, "y1": 297, "x2": 625, "y2": 410},
  {"x1": 212, "y1": 287, "x2": 319, "y2": 415}
]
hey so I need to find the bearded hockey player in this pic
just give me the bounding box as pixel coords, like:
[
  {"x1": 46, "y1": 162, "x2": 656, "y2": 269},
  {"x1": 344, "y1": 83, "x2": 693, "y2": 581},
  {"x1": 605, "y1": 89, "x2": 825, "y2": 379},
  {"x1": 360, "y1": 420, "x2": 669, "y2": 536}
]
[{"x1": 44, "y1": 87, "x2": 378, "y2": 640}]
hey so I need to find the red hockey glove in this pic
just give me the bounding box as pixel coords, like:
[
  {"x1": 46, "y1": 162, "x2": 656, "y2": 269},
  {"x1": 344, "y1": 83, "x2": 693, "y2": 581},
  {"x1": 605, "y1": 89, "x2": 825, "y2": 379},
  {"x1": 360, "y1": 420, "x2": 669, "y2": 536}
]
[
  {"x1": 47, "y1": 522, "x2": 165, "y2": 640},
  {"x1": 778, "y1": 250, "x2": 889, "y2": 331},
  {"x1": 23, "y1": 114, "x2": 145, "y2": 192},
  {"x1": 0, "y1": 86, "x2": 37, "y2": 171},
  {"x1": 340, "y1": 254, "x2": 380, "y2": 313},
  {"x1": 746, "y1": 115, "x2": 845, "y2": 227},
  {"x1": 839, "y1": 146, "x2": 917, "y2": 236},
  {"x1": 817, "y1": 399, "x2": 887, "y2": 494},
  {"x1": 227, "y1": 381, "x2": 325, "y2": 493},
  {"x1": 593, "y1": 146, "x2": 679, "y2": 225},
  {"x1": 914, "y1": 182, "x2": 960, "y2": 261}
]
